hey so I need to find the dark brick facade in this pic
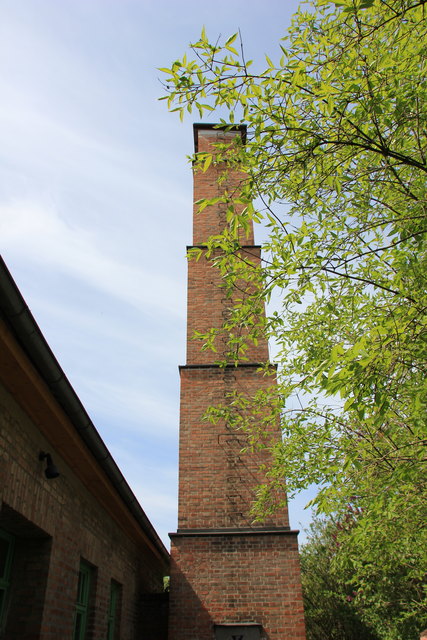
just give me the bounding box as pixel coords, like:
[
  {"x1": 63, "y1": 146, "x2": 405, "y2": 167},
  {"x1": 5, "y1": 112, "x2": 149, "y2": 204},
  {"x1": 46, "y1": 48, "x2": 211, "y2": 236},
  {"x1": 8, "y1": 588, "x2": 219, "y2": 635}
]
[
  {"x1": 168, "y1": 125, "x2": 306, "y2": 640},
  {"x1": 0, "y1": 258, "x2": 169, "y2": 640}
]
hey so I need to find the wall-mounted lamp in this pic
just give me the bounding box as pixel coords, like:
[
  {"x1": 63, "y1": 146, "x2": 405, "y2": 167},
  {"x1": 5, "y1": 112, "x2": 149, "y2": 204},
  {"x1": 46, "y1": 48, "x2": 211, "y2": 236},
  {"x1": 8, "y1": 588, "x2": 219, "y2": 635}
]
[{"x1": 39, "y1": 451, "x2": 60, "y2": 479}]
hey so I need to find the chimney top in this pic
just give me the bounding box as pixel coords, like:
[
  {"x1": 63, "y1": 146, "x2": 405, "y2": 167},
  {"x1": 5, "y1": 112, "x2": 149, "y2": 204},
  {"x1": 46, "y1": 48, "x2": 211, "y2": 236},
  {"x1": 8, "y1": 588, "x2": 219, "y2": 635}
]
[{"x1": 193, "y1": 123, "x2": 247, "y2": 152}]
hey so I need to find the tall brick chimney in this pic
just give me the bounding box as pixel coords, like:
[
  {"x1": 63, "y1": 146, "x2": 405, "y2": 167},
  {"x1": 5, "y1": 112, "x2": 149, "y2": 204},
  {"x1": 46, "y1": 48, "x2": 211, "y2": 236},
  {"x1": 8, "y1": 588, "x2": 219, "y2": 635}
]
[{"x1": 168, "y1": 124, "x2": 306, "y2": 640}]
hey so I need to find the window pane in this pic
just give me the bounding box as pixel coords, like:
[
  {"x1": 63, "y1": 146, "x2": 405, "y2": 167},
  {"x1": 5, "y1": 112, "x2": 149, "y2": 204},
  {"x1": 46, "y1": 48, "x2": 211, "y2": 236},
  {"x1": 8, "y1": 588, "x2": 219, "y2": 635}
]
[
  {"x1": 0, "y1": 530, "x2": 14, "y2": 628},
  {"x1": 73, "y1": 562, "x2": 92, "y2": 640},
  {"x1": 0, "y1": 538, "x2": 11, "y2": 580},
  {"x1": 73, "y1": 611, "x2": 83, "y2": 640},
  {"x1": 77, "y1": 570, "x2": 87, "y2": 605}
]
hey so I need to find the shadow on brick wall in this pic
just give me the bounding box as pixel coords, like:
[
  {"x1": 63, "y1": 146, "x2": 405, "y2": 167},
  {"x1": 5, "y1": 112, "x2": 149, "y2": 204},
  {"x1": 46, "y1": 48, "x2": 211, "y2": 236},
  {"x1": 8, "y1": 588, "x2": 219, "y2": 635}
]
[
  {"x1": 168, "y1": 562, "x2": 275, "y2": 640},
  {"x1": 139, "y1": 592, "x2": 169, "y2": 640}
]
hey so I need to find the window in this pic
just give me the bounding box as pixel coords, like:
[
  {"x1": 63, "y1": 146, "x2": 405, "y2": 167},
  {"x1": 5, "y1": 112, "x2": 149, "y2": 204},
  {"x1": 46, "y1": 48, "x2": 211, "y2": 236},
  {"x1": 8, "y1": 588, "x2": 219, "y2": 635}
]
[
  {"x1": 73, "y1": 561, "x2": 92, "y2": 640},
  {"x1": 0, "y1": 529, "x2": 14, "y2": 631},
  {"x1": 106, "y1": 580, "x2": 121, "y2": 640}
]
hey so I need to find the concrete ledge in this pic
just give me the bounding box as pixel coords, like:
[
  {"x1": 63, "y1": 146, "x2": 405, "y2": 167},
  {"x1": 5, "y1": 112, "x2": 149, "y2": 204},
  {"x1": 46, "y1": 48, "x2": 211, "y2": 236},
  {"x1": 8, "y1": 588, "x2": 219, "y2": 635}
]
[{"x1": 170, "y1": 527, "x2": 299, "y2": 538}]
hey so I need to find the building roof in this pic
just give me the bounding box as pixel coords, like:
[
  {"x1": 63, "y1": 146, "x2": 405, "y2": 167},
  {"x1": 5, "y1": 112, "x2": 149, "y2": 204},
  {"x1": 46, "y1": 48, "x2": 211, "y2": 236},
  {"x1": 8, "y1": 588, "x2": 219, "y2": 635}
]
[{"x1": 0, "y1": 255, "x2": 169, "y2": 566}]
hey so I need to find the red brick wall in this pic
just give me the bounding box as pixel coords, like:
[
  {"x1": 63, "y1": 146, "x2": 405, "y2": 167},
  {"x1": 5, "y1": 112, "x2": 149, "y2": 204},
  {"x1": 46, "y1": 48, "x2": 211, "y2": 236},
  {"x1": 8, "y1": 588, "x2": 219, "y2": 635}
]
[
  {"x1": 193, "y1": 129, "x2": 254, "y2": 245},
  {"x1": 178, "y1": 365, "x2": 288, "y2": 530},
  {"x1": 180, "y1": 126, "x2": 288, "y2": 531},
  {"x1": 188, "y1": 128, "x2": 264, "y2": 365},
  {"x1": 0, "y1": 382, "x2": 166, "y2": 640},
  {"x1": 169, "y1": 533, "x2": 306, "y2": 640},
  {"x1": 186, "y1": 247, "x2": 269, "y2": 365},
  {"x1": 169, "y1": 126, "x2": 306, "y2": 640}
]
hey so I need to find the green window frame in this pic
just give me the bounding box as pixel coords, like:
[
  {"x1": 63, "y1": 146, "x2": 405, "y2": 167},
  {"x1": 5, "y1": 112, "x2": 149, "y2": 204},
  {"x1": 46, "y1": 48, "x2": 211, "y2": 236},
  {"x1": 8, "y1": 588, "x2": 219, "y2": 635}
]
[
  {"x1": 73, "y1": 561, "x2": 92, "y2": 640},
  {"x1": 106, "y1": 580, "x2": 121, "y2": 640},
  {"x1": 0, "y1": 529, "x2": 14, "y2": 630}
]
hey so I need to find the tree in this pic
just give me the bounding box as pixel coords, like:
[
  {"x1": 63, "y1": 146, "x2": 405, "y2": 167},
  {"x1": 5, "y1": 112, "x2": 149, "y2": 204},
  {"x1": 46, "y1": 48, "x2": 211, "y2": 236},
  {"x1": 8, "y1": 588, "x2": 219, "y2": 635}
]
[
  {"x1": 161, "y1": 1, "x2": 427, "y2": 636},
  {"x1": 301, "y1": 513, "x2": 426, "y2": 640},
  {"x1": 300, "y1": 517, "x2": 380, "y2": 640}
]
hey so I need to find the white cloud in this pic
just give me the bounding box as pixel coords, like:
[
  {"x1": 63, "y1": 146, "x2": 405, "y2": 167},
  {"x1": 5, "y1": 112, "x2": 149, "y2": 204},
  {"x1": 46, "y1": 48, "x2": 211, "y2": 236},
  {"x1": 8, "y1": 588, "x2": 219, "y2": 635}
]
[
  {"x1": 0, "y1": 198, "x2": 185, "y2": 317},
  {"x1": 79, "y1": 375, "x2": 179, "y2": 437}
]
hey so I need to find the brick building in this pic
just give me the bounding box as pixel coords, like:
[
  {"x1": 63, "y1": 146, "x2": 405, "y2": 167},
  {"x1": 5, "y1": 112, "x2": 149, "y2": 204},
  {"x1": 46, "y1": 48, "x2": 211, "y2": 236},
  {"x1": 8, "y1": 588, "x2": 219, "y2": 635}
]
[
  {"x1": 0, "y1": 256, "x2": 169, "y2": 639},
  {"x1": 168, "y1": 125, "x2": 306, "y2": 640}
]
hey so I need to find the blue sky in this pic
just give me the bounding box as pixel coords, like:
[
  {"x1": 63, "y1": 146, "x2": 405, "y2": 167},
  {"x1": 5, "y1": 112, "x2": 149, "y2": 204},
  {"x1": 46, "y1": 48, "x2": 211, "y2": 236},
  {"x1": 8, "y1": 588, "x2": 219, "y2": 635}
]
[{"x1": 0, "y1": 0, "x2": 315, "y2": 547}]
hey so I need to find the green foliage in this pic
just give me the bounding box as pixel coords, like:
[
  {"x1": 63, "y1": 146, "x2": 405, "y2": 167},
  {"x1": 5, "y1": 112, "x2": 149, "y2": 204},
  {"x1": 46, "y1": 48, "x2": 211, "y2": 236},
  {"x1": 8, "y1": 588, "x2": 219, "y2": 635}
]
[
  {"x1": 301, "y1": 516, "x2": 426, "y2": 640},
  {"x1": 300, "y1": 517, "x2": 380, "y2": 640},
  {"x1": 161, "y1": 1, "x2": 427, "y2": 636}
]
